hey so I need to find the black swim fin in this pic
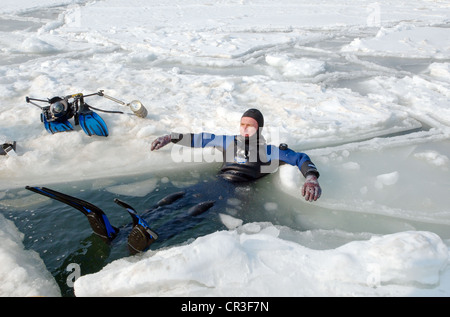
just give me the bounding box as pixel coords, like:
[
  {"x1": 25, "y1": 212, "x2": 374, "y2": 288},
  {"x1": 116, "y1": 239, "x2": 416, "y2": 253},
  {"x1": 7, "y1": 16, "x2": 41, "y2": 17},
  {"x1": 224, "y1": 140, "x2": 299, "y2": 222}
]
[
  {"x1": 114, "y1": 199, "x2": 158, "y2": 254},
  {"x1": 25, "y1": 186, "x2": 119, "y2": 242},
  {"x1": 76, "y1": 103, "x2": 108, "y2": 137}
]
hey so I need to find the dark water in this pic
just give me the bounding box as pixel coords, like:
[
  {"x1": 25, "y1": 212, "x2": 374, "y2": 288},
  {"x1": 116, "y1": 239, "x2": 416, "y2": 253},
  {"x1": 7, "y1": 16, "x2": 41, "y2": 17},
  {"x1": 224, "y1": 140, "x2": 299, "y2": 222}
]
[
  {"x1": 0, "y1": 164, "x2": 286, "y2": 296},
  {"x1": 2, "y1": 162, "x2": 450, "y2": 296}
]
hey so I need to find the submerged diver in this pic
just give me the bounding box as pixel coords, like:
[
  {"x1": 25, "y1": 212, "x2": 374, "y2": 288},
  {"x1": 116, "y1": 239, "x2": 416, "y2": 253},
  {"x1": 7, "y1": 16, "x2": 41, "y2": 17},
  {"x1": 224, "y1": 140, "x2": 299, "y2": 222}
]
[{"x1": 151, "y1": 109, "x2": 322, "y2": 202}]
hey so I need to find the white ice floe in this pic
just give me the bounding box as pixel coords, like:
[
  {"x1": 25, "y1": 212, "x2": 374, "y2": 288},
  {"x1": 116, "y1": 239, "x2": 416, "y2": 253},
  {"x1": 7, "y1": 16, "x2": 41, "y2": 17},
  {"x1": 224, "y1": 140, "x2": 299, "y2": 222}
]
[
  {"x1": 0, "y1": 214, "x2": 60, "y2": 297},
  {"x1": 74, "y1": 223, "x2": 449, "y2": 297}
]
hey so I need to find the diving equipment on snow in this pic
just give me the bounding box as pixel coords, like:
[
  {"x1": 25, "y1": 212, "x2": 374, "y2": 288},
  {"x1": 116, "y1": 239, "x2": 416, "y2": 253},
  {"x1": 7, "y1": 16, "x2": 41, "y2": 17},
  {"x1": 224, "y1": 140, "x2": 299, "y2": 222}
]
[
  {"x1": 26, "y1": 90, "x2": 147, "y2": 136},
  {"x1": 77, "y1": 101, "x2": 109, "y2": 137},
  {"x1": 129, "y1": 100, "x2": 148, "y2": 118},
  {"x1": 1, "y1": 141, "x2": 17, "y2": 156},
  {"x1": 98, "y1": 90, "x2": 148, "y2": 118},
  {"x1": 42, "y1": 115, "x2": 74, "y2": 134}
]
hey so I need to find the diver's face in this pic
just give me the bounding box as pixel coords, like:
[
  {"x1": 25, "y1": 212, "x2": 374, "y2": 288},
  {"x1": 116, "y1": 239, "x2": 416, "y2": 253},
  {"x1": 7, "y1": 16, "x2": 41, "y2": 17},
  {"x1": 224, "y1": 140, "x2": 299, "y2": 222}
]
[{"x1": 240, "y1": 117, "x2": 258, "y2": 137}]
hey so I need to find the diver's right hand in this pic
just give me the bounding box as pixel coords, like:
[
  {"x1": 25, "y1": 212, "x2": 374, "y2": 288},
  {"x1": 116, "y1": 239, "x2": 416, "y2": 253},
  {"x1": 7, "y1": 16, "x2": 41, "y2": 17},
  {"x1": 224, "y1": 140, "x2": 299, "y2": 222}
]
[{"x1": 151, "y1": 134, "x2": 171, "y2": 151}]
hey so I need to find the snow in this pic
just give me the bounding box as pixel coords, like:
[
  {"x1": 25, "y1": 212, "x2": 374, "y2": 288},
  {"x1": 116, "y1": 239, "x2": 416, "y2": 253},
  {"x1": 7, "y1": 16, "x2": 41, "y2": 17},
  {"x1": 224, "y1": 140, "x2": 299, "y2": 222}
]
[
  {"x1": 0, "y1": 213, "x2": 60, "y2": 297},
  {"x1": 74, "y1": 224, "x2": 449, "y2": 297},
  {"x1": 1, "y1": 0, "x2": 450, "y2": 297},
  {"x1": 342, "y1": 24, "x2": 450, "y2": 59}
]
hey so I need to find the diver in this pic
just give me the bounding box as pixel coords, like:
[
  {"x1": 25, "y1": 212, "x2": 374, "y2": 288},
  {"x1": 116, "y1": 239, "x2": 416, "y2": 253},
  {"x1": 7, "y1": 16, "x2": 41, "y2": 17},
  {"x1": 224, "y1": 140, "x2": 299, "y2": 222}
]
[
  {"x1": 150, "y1": 108, "x2": 322, "y2": 202},
  {"x1": 25, "y1": 109, "x2": 321, "y2": 256}
]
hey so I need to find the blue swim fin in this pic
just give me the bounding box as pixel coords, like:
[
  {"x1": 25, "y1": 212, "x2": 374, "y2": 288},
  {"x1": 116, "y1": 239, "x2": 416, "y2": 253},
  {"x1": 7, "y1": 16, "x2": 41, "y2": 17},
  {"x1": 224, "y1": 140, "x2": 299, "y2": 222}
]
[
  {"x1": 25, "y1": 186, "x2": 119, "y2": 242},
  {"x1": 41, "y1": 114, "x2": 74, "y2": 134},
  {"x1": 114, "y1": 199, "x2": 158, "y2": 253},
  {"x1": 77, "y1": 104, "x2": 108, "y2": 137}
]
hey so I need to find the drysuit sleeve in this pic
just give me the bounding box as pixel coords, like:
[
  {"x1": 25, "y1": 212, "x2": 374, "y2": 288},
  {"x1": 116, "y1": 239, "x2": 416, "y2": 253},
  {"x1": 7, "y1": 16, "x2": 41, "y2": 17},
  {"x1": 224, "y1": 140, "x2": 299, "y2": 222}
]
[
  {"x1": 269, "y1": 145, "x2": 320, "y2": 178},
  {"x1": 170, "y1": 132, "x2": 232, "y2": 151}
]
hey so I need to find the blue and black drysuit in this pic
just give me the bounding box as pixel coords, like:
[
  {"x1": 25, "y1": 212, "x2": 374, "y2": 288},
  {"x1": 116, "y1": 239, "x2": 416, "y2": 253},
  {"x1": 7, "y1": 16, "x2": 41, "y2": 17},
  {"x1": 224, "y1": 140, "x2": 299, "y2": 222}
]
[{"x1": 170, "y1": 132, "x2": 320, "y2": 182}]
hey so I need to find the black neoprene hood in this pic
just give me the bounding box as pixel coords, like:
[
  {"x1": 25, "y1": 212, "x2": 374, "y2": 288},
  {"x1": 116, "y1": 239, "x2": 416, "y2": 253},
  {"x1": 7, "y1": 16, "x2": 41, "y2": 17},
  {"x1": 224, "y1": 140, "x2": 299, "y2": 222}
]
[{"x1": 242, "y1": 108, "x2": 264, "y2": 128}]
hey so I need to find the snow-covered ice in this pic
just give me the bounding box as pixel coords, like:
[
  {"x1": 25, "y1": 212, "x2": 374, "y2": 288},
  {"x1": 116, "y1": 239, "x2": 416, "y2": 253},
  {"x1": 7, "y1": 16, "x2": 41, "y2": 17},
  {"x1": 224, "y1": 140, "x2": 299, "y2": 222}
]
[
  {"x1": 0, "y1": 0, "x2": 450, "y2": 297},
  {"x1": 0, "y1": 213, "x2": 60, "y2": 297}
]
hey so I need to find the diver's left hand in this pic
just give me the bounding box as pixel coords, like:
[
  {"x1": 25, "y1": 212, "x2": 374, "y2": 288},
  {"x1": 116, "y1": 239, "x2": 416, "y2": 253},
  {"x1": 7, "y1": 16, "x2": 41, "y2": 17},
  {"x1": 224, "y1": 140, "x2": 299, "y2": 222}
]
[{"x1": 301, "y1": 174, "x2": 322, "y2": 202}]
